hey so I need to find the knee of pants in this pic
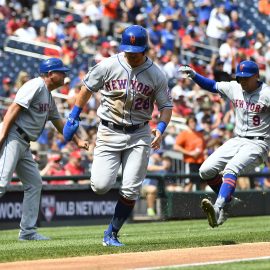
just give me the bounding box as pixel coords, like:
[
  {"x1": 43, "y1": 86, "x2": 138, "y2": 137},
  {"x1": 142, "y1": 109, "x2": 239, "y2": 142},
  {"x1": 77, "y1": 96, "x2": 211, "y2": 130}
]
[
  {"x1": 24, "y1": 180, "x2": 42, "y2": 193},
  {"x1": 199, "y1": 163, "x2": 218, "y2": 180},
  {"x1": 90, "y1": 179, "x2": 111, "y2": 195}
]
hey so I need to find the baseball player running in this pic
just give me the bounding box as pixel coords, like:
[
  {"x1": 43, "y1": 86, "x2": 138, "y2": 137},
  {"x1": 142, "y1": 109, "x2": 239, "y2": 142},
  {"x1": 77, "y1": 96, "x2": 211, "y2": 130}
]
[
  {"x1": 63, "y1": 25, "x2": 172, "y2": 246},
  {"x1": 179, "y1": 60, "x2": 270, "y2": 228},
  {"x1": 0, "y1": 58, "x2": 89, "y2": 240}
]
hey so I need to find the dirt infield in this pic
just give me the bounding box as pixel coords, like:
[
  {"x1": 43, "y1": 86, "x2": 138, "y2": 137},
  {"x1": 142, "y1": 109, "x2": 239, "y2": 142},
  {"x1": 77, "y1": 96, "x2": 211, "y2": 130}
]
[{"x1": 1, "y1": 242, "x2": 269, "y2": 270}]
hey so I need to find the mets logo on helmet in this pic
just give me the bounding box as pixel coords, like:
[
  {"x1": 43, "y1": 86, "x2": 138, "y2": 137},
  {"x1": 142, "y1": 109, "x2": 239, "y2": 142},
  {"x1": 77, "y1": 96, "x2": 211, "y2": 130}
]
[
  {"x1": 130, "y1": 35, "x2": 136, "y2": 44},
  {"x1": 240, "y1": 64, "x2": 245, "y2": 71}
]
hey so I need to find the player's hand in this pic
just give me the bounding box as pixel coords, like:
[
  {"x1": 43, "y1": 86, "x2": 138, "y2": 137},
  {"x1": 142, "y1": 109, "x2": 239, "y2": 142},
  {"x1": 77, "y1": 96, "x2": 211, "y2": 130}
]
[
  {"x1": 151, "y1": 128, "x2": 163, "y2": 150},
  {"x1": 77, "y1": 139, "x2": 89, "y2": 150},
  {"x1": 178, "y1": 65, "x2": 196, "y2": 79},
  {"x1": 63, "y1": 116, "x2": 80, "y2": 141}
]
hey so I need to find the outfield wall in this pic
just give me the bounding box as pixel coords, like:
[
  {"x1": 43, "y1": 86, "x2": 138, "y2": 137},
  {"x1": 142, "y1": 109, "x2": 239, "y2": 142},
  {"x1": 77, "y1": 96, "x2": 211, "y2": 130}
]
[{"x1": 0, "y1": 173, "x2": 269, "y2": 229}]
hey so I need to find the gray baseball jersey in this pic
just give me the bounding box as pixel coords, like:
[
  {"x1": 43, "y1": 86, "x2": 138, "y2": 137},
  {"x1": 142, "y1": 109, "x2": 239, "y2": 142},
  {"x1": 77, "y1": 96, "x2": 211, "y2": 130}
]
[
  {"x1": 216, "y1": 81, "x2": 270, "y2": 139},
  {"x1": 83, "y1": 52, "x2": 172, "y2": 199},
  {"x1": 14, "y1": 77, "x2": 61, "y2": 141},
  {"x1": 199, "y1": 81, "x2": 270, "y2": 180},
  {"x1": 0, "y1": 77, "x2": 61, "y2": 237},
  {"x1": 83, "y1": 52, "x2": 172, "y2": 125}
]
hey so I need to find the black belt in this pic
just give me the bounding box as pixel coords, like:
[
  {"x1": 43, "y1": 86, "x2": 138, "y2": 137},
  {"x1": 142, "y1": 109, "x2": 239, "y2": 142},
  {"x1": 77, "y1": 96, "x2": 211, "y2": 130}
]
[
  {"x1": 16, "y1": 127, "x2": 30, "y2": 143},
  {"x1": 239, "y1": 136, "x2": 265, "y2": 141},
  {"x1": 101, "y1": 120, "x2": 148, "y2": 133}
]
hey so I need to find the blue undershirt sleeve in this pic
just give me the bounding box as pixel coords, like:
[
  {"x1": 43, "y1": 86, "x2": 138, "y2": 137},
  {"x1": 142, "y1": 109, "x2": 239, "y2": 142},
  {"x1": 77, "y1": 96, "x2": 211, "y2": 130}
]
[{"x1": 193, "y1": 73, "x2": 218, "y2": 93}]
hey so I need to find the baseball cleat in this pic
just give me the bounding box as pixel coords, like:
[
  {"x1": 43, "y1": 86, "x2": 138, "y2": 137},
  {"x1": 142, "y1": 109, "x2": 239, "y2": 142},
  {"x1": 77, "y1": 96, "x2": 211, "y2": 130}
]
[
  {"x1": 103, "y1": 231, "x2": 124, "y2": 247},
  {"x1": 201, "y1": 198, "x2": 219, "y2": 228},
  {"x1": 18, "y1": 233, "x2": 50, "y2": 241},
  {"x1": 218, "y1": 197, "x2": 243, "y2": 225}
]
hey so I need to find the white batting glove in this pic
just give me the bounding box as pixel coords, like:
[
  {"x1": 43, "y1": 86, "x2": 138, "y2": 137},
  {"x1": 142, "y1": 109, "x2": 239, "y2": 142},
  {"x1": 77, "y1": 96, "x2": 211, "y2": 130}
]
[{"x1": 178, "y1": 65, "x2": 196, "y2": 79}]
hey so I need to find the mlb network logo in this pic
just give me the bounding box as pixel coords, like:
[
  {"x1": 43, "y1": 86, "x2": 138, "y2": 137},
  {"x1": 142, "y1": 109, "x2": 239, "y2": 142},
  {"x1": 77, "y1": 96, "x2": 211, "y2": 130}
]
[{"x1": 41, "y1": 195, "x2": 56, "y2": 222}]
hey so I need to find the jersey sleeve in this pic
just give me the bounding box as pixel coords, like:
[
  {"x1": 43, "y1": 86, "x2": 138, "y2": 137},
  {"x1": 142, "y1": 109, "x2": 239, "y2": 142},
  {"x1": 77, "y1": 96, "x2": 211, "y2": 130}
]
[
  {"x1": 154, "y1": 69, "x2": 173, "y2": 110},
  {"x1": 14, "y1": 79, "x2": 39, "y2": 109},
  {"x1": 215, "y1": 81, "x2": 238, "y2": 100},
  {"x1": 82, "y1": 60, "x2": 108, "y2": 92}
]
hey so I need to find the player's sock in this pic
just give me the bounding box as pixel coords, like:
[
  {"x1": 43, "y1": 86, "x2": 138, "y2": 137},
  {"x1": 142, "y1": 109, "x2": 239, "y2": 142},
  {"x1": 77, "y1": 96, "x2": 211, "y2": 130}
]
[
  {"x1": 106, "y1": 196, "x2": 136, "y2": 234},
  {"x1": 206, "y1": 174, "x2": 222, "y2": 194},
  {"x1": 215, "y1": 173, "x2": 237, "y2": 208}
]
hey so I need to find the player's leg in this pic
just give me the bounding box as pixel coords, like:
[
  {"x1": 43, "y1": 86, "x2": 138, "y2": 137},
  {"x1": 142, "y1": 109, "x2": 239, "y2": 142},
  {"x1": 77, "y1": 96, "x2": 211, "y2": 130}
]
[
  {"x1": 215, "y1": 140, "x2": 267, "y2": 210},
  {"x1": 103, "y1": 144, "x2": 150, "y2": 246},
  {"x1": 199, "y1": 138, "x2": 243, "y2": 227},
  {"x1": 199, "y1": 138, "x2": 240, "y2": 194},
  {"x1": 90, "y1": 149, "x2": 121, "y2": 194},
  {"x1": 16, "y1": 149, "x2": 48, "y2": 240},
  {"x1": 0, "y1": 136, "x2": 21, "y2": 197}
]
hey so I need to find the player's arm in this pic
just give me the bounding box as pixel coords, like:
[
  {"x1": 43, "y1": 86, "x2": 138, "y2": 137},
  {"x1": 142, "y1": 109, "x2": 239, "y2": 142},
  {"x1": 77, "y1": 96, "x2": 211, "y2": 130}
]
[
  {"x1": 178, "y1": 66, "x2": 218, "y2": 93},
  {"x1": 63, "y1": 85, "x2": 93, "y2": 141},
  {"x1": 52, "y1": 118, "x2": 89, "y2": 150},
  {"x1": 0, "y1": 102, "x2": 22, "y2": 147},
  {"x1": 151, "y1": 108, "x2": 172, "y2": 150}
]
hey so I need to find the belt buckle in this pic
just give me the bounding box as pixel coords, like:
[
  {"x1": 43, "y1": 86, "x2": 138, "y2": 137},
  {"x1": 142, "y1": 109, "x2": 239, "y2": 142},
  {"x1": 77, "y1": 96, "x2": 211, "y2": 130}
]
[{"x1": 108, "y1": 122, "x2": 114, "y2": 129}]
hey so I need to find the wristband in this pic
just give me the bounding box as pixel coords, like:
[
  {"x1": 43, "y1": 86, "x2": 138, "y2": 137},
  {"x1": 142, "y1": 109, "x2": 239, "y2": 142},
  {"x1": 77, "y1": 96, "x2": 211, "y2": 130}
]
[
  {"x1": 70, "y1": 105, "x2": 82, "y2": 119},
  {"x1": 157, "y1": 121, "x2": 167, "y2": 134}
]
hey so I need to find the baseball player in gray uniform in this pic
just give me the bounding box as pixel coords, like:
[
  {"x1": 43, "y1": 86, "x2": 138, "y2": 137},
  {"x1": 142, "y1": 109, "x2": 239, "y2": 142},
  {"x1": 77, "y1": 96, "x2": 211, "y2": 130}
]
[
  {"x1": 63, "y1": 25, "x2": 172, "y2": 246},
  {"x1": 0, "y1": 58, "x2": 89, "y2": 240},
  {"x1": 179, "y1": 60, "x2": 270, "y2": 228}
]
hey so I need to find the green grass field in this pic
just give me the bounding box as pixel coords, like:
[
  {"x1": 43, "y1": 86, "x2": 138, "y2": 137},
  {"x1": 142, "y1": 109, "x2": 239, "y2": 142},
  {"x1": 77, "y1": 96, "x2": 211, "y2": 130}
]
[{"x1": 0, "y1": 216, "x2": 270, "y2": 269}]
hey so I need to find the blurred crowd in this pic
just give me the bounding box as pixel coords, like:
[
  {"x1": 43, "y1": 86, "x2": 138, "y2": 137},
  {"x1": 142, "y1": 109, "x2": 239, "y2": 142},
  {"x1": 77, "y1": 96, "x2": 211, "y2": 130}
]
[{"x1": 0, "y1": 0, "x2": 270, "y2": 200}]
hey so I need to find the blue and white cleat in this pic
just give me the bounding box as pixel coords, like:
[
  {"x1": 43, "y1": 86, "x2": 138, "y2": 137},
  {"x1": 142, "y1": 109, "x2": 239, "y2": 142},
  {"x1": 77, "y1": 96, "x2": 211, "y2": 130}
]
[{"x1": 102, "y1": 231, "x2": 124, "y2": 247}]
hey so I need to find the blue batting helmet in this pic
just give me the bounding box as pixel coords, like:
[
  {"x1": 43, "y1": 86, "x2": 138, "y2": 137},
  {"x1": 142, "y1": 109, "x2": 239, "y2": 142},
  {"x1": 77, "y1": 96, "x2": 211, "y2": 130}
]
[
  {"x1": 39, "y1": 58, "x2": 70, "y2": 73},
  {"x1": 235, "y1": 60, "x2": 259, "y2": 78},
  {"x1": 119, "y1": 25, "x2": 148, "y2": 53}
]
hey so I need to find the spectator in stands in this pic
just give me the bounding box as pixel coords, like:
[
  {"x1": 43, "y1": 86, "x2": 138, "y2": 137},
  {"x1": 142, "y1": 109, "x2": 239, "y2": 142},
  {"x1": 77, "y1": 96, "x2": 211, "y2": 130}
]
[
  {"x1": 61, "y1": 37, "x2": 77, "y2": 65},
  {"x1": 122, "y1": 0, "x2": 143, "y2": 23},
  {"x1": 46, "y1": 14, "x2": 64, "y2": 42},
  {"x1": 161, "y1": 0, "x2": 182, "y2": 30},
  {"x1": 148, "y1": 21, "x2": 162, "y2": 48},
  {"x1": 219, "y1": 33, "x2": 237, "y2": 75},
  {"x1": 6, "y1": 11, "x2": 20, "y2": 35},
  {"x1": 14, "y1": 17, "x2": 37, "y2": 40},
  {"x1": 206, "y1": 4, "x2": 230, "y2": 49},
  {"x1": 135, "y1": 13, "x2": 147, "y2": 28},
  {"x1": 101, "y1": 0, "x2": 121, "y2": 36},
  {"x1": 160, "y1": 20, "x2": 179, "y2": 56},
  {"x1": 60, "y1": 77, "x2": 71, "y2": 95},
  {"x1": 141, "y1": 150, "x2": 171, "y2": 216},
  {"x1": 76, "y1": 15, "x2": 99, "y2": 40},
  {"x1": 173, "y1": 115, "x2": 206, "y2": 191},
  {"x1": 196, "y1": 0, "x2": 213, "y2": 27},
  {"x1": 85, "y1": 0, "x2": 103, "y2": 30},
  {"x1": 64, "y1": 150, "x2": 85, "y2": 176},
  {"x1": 0, "y1": 77, "x2": 14, "y2": 98},
  {"x1": 40, "y1": 152, "x2": 71, "y2": 185},
  {"x1": 14, "y1": 71, "x2": 30, "y2": 93},
  {"x1": 172, "y1": 95, "x2": 193, "y2": 118},
  {"x1": 258, "y1": 0, "x2": 270, "y2": 16}
]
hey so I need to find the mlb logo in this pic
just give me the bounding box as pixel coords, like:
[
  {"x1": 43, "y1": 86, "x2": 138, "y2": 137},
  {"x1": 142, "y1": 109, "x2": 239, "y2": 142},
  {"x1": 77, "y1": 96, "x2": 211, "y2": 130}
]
[
  {"x1": 41, "y1": 195, "x2": 56, "y2": 222},
  {"x1": 240, "y1": 64, "x2": 244, "y2": 71}
]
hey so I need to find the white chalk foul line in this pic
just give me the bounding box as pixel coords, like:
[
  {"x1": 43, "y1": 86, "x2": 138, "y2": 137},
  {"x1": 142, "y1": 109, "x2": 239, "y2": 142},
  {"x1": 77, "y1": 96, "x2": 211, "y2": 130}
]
[{"x1": 132, "y1": 256, "x2": 270, "y2": 270}]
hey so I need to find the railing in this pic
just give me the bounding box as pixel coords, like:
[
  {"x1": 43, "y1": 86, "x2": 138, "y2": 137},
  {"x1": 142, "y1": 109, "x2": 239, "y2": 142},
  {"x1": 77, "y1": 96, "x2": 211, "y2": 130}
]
[
  {"x1": 9, "y1": 171, "x2": 269, "y2": 197},
  {"x1": 180, "y1": 40, "x2": 219, "y2": 63},
  {"x1": 3, "y1": 36, "x2": 62, "y2": 59}
]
